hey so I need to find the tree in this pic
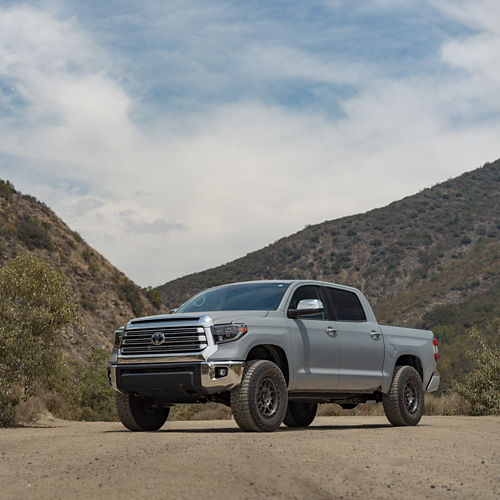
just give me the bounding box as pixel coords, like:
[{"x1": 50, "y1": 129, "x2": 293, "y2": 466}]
[
  {"x1": 0, "y1": 254, "x2": 79, "y2": 425},
  {"x1": 454, "y1": 328, "x2": 500, "y2": 416}
]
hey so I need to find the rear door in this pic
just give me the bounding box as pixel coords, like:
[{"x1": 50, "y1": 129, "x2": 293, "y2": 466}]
[
  {"x1": 322, "y1": 286, "x2": 384, "y2": 391},
  {"x1": 286, "y1": 285, "x2": 339, "y2": 390}
]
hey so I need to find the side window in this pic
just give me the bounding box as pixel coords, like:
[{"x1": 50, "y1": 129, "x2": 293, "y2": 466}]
[
  {"x1": 323, "y1": 287, "x2": 366, "y2": 322},
  {"x1": 288, "y1": 285, "x2": 326, "y2": 320}
]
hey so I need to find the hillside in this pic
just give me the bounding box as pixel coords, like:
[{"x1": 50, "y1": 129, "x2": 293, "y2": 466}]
[
  {"x1": 0, "y1": 181, "x2": 165, "y2": 359},
  {"x1": 157, "y1": 160, "x2": 500, "y2": 312},
  {"x1": 156, "y1": 160, "x2": 500, "y2": 391}
]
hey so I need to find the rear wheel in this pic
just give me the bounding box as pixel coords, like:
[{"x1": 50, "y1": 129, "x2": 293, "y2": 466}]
[
  {"x1": 116, "y1": 392, "x2": 169, "y2": 431},
  {"x1": 230, "y1": 360, "x2": 288, "y2": 432},
  {"x1": 383, "y1": 366, "x2": 424, "y2": 426},
  {"x1": 283, "y1": 402, "x2": 317, "y2": 427}
]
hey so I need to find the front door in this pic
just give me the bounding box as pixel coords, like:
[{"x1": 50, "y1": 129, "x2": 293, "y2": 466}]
[{"x1": 286, "y1": 285, "x2": 339, "y2": 391}]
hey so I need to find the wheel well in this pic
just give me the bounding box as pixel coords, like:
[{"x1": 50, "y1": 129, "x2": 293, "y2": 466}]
[
  {"x1": 246, "y1": 344, "x2": 289, "y2": 385},
  {"x1": 395, "y1": 355, "x2": 423, "y2": 381}
]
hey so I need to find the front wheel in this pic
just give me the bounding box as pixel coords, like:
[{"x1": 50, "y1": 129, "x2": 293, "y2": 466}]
[
  {"x1": 283, "y1": 402, "x2": 317, "y2": 427},
  {"x1": 230, "y1": 360, "x2": 288, "y2": 432},
  {"x1": 116, "y1": 392, "x2": 169, "y2": 431},
  {"x1": 383, "y1": 366, "x2": 424, "y2": 426}
]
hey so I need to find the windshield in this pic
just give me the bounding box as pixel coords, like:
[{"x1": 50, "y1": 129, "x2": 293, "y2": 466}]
[{"x1": 177, "y1": 282, "x2": 291, "y2": 313}]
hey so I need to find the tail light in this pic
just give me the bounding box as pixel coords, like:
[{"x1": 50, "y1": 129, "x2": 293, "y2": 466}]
[{"x1": 432, "y1": 337, "x2": 439, "y2": 362}]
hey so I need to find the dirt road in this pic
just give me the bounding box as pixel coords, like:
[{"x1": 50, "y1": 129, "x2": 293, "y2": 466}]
[{"x1": 0, "y1": 416, "x2": 498, "y2": 499}]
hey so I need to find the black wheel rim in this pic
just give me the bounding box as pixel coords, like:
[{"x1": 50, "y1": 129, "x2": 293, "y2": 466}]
[
  {"x1": 138, "y1": 397, "x2": 160, "y2": 416},
  {"x1": 404, "y1": 381, "x2": 419, "y2": 413},
  {"x1": 256, "y1": 377, "x2": 279, "y2": 418}
]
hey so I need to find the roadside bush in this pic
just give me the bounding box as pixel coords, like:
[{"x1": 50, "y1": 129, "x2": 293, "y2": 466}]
[
  {"x1": 0, "y1": 254, "x2": 79, "y2": 426},
  {"x1": 12, "y1": 386, "x2": 46, "y2": 425},
  {"x1": 0, "y1": 390, "x2": 16, "y2": 427},
  {"x1": 317, "y1": 394, "x2": 472, "y2": 418},
  {"x1": 77, "y1": 349, "x2": 117, "y2": 421},
  {"x1": 170, "y1": 403, "x2": 232, "y2": 421},
  {"x1": 423, "y1": 393, "x2": 470, "y2": 416},
  {"x1": 454, "y1": 328, "x2": 500, "y2": 415},
  {"x1": 318, "y1": 403, "x2": 384, "y2": 417}
]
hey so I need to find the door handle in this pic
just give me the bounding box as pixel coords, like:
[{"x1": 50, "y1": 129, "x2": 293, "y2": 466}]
[
  {"x1": 326, "y1": 327, "x2": 338, "y2": 337},
  {"x1": 370, "y1": 330, "x2": 381, "y2": 339}
]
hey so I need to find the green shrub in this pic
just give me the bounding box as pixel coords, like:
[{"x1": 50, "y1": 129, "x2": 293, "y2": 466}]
[
  {"x1": 0, "y1": 254, "x2": 79, "y2": 426},
  {"x1": 120, "y1": 280, "x2": 144, "y2": 316},
  {"x1": 82, "y1": 248, "x2": 94, "y2": 262},
  {"x1": 0, "y1": 180, "x2": 15, "y2": 202},
  {"x1": 0, "y1": 390, "x2": 16, "y2": 426},
  {"x1": 144, "y1": 286, "x2": 163, "y2": 309},
  {"x1": 73, "y1": 231, "x2": 83, "y2": 243},
  {"x1": 81, "y1": 296, "x2": 97, "y2": 312},
  {"x1": 17, "y1": 216, "x2": 52, "y2": 249},
  {"x1": 77, "y1": 349, "x2": 117, "y2": 421},
  {"x1": 454, "y1": 328, "x2": 500, "y2": 415}
]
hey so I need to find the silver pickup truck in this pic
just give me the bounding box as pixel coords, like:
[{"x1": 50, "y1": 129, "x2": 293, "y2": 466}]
[{"x1": 108, "y1": 280, "x2": 439, "y2": 432}]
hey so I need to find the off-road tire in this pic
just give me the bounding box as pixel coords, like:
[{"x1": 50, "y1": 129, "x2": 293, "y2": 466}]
[
  {"x1": 230, "y1": 360, "x2": 288, "y2": 432},
  {"x1": 116, "y1": 392, "x2": 169, "y2": 431},
  {"x1": 383, "y1": 365, "x2": 424, "y2": 426},
  {"x1": 283, "y1": 402, "x2": 317, "y2": 427}
]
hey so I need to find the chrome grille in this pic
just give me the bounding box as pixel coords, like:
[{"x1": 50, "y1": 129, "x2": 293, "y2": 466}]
[{"x1": 120, "y1": 326, "x2": 207, "y2": 355}]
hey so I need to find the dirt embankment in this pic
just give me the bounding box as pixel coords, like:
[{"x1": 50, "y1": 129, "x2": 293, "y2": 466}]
[{"x1": 1, "y1": 416, "x2": 498, "y2": 499}]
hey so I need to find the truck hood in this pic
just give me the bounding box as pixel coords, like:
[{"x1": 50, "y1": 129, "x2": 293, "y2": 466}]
[{"x1": 127, "y1": 310, "x2": 269, "y2": 326}]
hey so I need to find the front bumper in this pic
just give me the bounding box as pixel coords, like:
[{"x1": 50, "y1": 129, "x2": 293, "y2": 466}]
[
  {"x1": 108, "y1": 360, "x2": 245, "y2": 403},
  {"x1": 425, "y1": 372, "x2": 440, "y2": 392}
]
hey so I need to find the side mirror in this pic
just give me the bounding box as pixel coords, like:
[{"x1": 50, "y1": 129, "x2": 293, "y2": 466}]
[
  {"x1": 288, "y1": 299, "x2": 324, "y2": 319},
  {"x1": 170, "y1": 308, "x2": 178, "y2": 314}
]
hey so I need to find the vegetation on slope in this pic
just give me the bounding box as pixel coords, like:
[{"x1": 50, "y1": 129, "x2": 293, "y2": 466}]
[
  {"x1": 156, "y1": 160, "x2": 500, "y2": 314},
  {"x1": 0, "y1": 180, "x2": 167, "y2": 360},
  {"x1": 417, "y1": 281, "x2": 500, "y2": 392}
]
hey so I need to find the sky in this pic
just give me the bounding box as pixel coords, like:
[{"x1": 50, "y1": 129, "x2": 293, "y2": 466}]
[{"x1": 0, "y1": 0, "x2": 499, "y2": 287}]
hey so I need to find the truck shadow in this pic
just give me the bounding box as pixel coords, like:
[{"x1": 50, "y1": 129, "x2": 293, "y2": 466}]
[{"x1": 103, "y1": 422, "x2": 424, "y2": 434}]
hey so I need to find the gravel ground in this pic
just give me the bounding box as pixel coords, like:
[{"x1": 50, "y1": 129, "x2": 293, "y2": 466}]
[{"x1": 0, "y1": 416, "x2": 498, "y2": 499}]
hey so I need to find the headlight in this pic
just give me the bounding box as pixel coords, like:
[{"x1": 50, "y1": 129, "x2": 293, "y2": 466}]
[
  {"x1": 212, "y1": 323, "x2": 247, "y2": 344},
  {"x1": 114, "y1": 327, "x2": 124, "y2": 347}
]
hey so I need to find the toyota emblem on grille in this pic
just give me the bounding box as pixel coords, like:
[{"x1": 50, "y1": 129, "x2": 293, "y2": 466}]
[{"x1": 151, "y1": 332, "x2": 165, "y2": 346}]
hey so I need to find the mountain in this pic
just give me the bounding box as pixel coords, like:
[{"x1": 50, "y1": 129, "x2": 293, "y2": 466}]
[
  {"x1": 156, "y1": 160, "x2": 500, "y2": 312},
  {"x1": 0, "y1": 180, "x2": 165, "y2": 359},
  {"x1": 156, "y1": 160, "x2": 500, "y2": 390}
]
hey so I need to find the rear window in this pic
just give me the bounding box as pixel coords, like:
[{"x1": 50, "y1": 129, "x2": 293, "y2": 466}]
[{"x1": 323, "y1": 287, "x2": 366, "y2": 322}]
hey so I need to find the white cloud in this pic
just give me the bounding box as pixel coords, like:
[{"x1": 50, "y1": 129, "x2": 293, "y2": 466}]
[
  {"x1": 437, "y1": 1, "x2": 500, "y2": 90},
  {"x1": 1, "y1": 2, "x2": 499, "y2": 287},
  {"x1": 240, "y1": 44, "x2": 366, "y2": 85}
]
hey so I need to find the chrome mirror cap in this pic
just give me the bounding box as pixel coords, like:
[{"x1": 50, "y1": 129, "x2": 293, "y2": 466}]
[
  {"x1": 297, "y1": 299, "x2": 323, "y2": 311},
  {"x1": 288, "y1": 299, "x2": 324, "y2": 319}
]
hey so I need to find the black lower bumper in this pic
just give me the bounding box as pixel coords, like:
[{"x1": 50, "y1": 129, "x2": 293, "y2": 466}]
[{"x1": 114, "y1": 363, "x2": 205, "y2": 404}]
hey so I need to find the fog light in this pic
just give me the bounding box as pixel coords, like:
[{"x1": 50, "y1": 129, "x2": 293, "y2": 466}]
[{"x1": 215, "y1": 367, "x2": 228, "y2": 378}]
